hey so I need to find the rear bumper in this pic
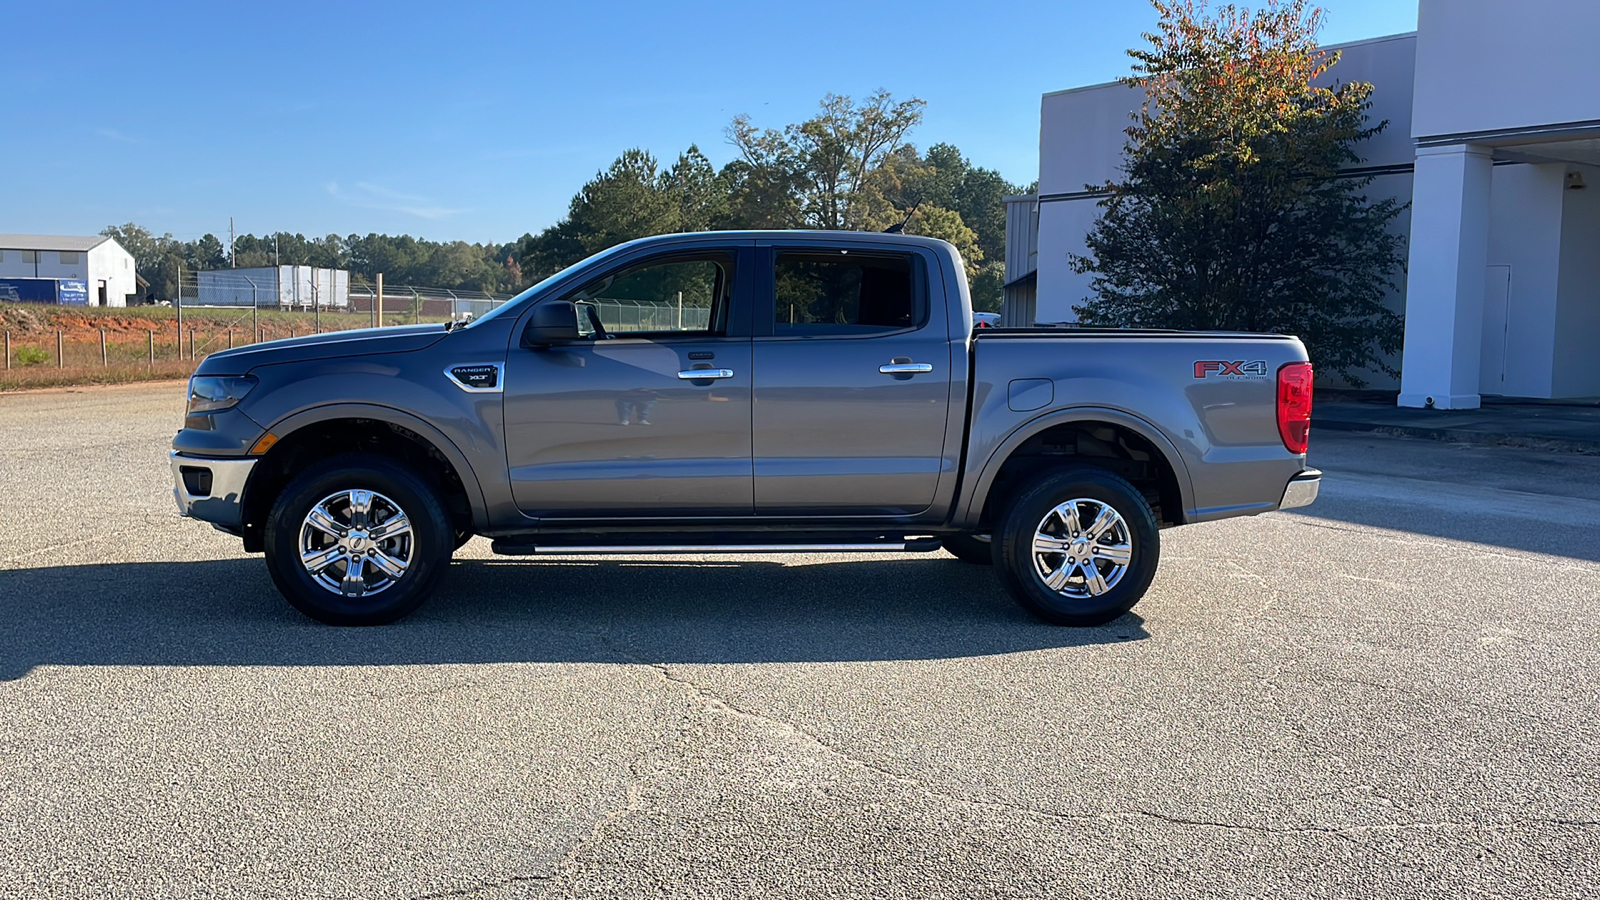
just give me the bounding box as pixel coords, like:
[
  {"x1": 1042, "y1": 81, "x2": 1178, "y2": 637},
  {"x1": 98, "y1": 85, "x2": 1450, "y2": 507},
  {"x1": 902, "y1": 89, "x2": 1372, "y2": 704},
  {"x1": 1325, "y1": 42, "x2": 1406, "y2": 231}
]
[
  {"x1": 1278, "y1": 468, "x2": 1322, "y2": 510},
  {"x1": 170, "y1": 451, "x2": 257, "y2": 529}
]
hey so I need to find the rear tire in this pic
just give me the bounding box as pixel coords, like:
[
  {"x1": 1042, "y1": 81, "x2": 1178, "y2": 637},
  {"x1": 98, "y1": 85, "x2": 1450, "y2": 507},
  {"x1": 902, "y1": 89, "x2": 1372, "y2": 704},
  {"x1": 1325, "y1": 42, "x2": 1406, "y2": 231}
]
[
  {"x1": 994, "y1": 466, "x2": 1160, "y2": 626},
  {"x1": 264, "y1": 455, "x2": 453, "y2": 626},
  {"x1": 942, "y1": 533, "x2": 994, "y2": 565}
]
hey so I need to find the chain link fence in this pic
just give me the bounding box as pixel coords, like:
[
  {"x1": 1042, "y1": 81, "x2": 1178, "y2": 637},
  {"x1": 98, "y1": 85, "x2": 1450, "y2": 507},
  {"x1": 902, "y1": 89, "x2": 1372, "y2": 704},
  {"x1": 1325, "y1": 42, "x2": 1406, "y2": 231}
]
[
  {"x1": 0, "y1": 321, "x2": 363, "y2": 371},
  {"x1": 3, "y1": 273, "x2": 721, "y2": 376}
]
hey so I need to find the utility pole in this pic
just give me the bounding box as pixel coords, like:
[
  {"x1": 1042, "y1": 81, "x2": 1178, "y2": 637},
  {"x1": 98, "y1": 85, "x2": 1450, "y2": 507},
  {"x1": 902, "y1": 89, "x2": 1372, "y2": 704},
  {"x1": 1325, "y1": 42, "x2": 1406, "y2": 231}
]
[
  {"x1": 274, "y1": 235, "x2": 279, "y2": 267},
  {"x1": 229, "y1": 217, "x2": 235, "y2": 267},
  {"x1": 174, "y1": 260, "x2": 184, "y2": 359},
  {"x1": 374, "y1": 273, "x2": 383, "y2": 328}
]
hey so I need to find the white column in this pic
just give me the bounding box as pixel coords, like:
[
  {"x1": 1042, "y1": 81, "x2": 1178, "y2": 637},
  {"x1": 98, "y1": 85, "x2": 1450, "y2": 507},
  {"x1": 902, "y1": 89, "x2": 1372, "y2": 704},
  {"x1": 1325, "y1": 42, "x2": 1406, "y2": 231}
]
[{"x1": 1398, "y1": 143, "x2": 1495, "y2": 409}]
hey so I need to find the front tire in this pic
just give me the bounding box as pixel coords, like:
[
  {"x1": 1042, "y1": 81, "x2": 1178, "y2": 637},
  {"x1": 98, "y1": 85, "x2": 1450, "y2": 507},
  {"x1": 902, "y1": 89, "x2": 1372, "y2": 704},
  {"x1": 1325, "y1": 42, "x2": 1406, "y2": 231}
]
[
  {"x1": 264, "y1": 455, "x2": 453, "y2": 626},
  {"x1": 994, "y1": 466, "x2": 1160, "y2": 626}
]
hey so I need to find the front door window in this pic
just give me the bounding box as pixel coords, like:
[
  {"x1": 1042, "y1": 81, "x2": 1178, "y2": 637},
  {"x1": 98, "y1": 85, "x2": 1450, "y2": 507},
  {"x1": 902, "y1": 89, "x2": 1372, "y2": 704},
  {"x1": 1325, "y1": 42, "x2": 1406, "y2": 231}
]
[{"x1": 570, "y1": 256, "x2": 732, "y2": 337}]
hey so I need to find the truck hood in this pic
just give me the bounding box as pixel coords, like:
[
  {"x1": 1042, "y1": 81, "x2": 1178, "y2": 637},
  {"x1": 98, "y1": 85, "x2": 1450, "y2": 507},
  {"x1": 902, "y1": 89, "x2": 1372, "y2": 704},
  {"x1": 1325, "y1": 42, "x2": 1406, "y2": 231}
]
[{"x1": 194, "y1": 323, "x2": 449, "y2": 374}]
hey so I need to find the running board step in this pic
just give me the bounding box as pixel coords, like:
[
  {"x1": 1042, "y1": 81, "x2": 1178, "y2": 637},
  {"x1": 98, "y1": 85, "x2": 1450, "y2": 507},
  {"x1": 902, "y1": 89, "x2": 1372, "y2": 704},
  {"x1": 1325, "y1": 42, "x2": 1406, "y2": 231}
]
[{"x1": 490, "y1": 538, "x2": 945, "y2": 556}]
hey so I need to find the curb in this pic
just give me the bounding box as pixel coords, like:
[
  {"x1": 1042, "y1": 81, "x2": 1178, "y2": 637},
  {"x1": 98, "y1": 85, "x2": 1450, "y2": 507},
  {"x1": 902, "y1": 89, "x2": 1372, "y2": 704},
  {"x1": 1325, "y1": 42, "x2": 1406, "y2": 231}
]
[{"x1": 1313, "y1": 417, "x2": 1600, "y2": 455}]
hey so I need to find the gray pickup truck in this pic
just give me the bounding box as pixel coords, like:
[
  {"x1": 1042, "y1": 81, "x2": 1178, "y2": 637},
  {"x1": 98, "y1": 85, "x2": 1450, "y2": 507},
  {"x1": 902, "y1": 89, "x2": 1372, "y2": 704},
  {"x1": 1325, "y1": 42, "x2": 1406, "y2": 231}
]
[{"x1": 171, "y1": 231, "x2": 1319, "y2": 626}]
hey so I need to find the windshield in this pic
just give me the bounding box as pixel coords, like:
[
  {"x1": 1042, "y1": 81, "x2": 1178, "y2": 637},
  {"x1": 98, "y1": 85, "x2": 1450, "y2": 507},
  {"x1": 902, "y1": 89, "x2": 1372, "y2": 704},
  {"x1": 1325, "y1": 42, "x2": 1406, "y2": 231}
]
[{"x1": 466, "y1": 242, "x2": 638, "y2": 328}]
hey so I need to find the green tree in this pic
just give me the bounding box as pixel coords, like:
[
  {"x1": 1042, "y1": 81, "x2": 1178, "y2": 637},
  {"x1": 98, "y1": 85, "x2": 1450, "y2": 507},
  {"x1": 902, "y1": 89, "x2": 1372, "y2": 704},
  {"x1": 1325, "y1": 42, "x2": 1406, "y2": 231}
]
[
  {"x1": 728, "y1": 90, "x2": 926, "y2": 230},
  {"x1": 968, "y1": 262, "x2": 1007, "y2": 314},
  {"x1": 568, "y1": 149, "x2": 678, "y2": 253},
  {"x1": 347, "y1": 233, "x2": 425, "y2": 284},
  {"x1": 662, "y1": 146, "x2": 727, "y2": 233},
  {"x1": 905, "y1": 205, "x2": 983, "y2": 281},
  {"x1": 517, "y1": 150, "x2": 675, "y2": 279},
  {"x1": 1072, "y1": 0, "x2": 1405, "y2": 384},
  {"x1": 916, "y1": 144, "x2": 1017, "y2": 264},
  {"x1": 190, "y1": 234, "x2": 228, "y2": 271},
  {"x1": 101, "y1": 223, "x2": 179, "y2": 298},
  {"x1": 519, "y1": 146, "x2": 731, "y2": 281}
]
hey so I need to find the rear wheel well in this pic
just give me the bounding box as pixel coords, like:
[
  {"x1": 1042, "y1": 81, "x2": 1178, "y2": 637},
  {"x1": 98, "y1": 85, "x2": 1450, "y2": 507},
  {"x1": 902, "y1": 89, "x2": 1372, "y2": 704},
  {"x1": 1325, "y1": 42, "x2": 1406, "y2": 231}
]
[
  {"x1": 240, "y1": 418, "x2": 473, "y2": 553},
  {"x1": 974, "y1": 421, "x2": 1185, "y2": 532}
]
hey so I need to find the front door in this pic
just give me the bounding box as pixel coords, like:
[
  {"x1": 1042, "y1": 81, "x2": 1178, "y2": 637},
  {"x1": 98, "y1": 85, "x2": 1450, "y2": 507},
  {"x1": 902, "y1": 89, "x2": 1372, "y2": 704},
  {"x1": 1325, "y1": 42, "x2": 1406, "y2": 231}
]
[
  {"x1": 750, "y1": 244, "x2": 955, "y2": 516},
  {"x1": 503, "y1": 248, "x2": 754, "y2": 517}
]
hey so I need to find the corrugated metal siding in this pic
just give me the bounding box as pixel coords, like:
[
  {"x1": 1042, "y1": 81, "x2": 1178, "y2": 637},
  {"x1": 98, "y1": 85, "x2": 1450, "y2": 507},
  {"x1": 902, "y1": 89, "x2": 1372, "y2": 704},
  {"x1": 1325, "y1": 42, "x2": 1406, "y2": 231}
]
[
  {"x1": 1002, "y1": 195, "x2": 1039, "y2": 325},
  {"x1": 1002, "y1": 282, "x2": 1036, "y2": 327},
  {"x1": 1003, "y1": 195, "x2": 1039, "y2": 284}
]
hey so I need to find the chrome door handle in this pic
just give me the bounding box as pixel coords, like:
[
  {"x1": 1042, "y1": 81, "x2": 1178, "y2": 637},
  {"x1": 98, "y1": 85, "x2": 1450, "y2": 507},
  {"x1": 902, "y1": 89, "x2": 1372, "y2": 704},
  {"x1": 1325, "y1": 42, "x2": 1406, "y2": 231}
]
[
  {"x1": 677, "y1": 368, "x2": 735, "y2": 380},
  {"x1": 879, "y1": 362, "x2": 933, "y2": 375}
]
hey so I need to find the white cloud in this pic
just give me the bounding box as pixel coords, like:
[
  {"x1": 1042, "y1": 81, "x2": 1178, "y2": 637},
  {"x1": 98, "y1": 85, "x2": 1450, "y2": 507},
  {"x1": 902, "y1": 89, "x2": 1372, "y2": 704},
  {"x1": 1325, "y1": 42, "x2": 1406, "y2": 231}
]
[
  {"x1": 326, "y1": 181, "x2": 465, "y2": 220},
  {"x1": 96, "y1": 128, "x2": 145, "y2": 145}
]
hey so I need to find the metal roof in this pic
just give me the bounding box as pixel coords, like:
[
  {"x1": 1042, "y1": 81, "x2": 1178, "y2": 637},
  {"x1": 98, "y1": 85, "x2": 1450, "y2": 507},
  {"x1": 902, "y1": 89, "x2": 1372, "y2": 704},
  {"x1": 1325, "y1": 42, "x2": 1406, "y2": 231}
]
[
  {"x1": 0, "y1": 234, "x2": 114, "y2": 252},
  {"x1": 1002, "y1": 270, "x2": 1038, "y2": 291}
]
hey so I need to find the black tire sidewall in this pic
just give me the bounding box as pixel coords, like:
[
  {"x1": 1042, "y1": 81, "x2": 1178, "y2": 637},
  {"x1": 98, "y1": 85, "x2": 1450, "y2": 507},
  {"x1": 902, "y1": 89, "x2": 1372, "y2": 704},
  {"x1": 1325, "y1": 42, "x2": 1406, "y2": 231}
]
[
  {"x1": 995, "y1": 467, "x2": 1160, "y2": 626},
  {"x1": 264, "y1": 455, "x2": 452, "y2": 626}
]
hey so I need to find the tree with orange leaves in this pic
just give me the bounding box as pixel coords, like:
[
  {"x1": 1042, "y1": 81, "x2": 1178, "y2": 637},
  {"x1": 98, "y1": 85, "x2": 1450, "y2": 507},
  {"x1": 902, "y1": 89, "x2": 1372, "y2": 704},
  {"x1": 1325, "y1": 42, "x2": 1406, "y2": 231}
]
[{"x1": 1072, "y1": 0, "x2": 1405, "y2": 385}]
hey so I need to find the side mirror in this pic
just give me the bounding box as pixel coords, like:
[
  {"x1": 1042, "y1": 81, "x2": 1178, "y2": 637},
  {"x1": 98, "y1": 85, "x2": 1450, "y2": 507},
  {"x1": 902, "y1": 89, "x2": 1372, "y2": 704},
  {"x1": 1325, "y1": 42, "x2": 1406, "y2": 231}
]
[{"x1": 522, "y1": 300, "x2": 581, "y2": 348}]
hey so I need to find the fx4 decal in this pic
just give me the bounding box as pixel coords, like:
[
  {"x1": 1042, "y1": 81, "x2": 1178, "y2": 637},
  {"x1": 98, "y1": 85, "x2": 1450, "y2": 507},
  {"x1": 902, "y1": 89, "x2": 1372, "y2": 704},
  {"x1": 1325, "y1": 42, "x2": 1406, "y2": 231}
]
[{"x1": 1194, "y1": 360, "x2": 1269, "y2": 379}]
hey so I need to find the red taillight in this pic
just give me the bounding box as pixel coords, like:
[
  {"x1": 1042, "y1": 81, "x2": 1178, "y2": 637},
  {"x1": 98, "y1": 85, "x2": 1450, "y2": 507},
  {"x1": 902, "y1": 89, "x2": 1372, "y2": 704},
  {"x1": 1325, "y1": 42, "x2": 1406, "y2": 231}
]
[{"x1": 1277, "y1": 362, "x2": 1313, "y2": 454}]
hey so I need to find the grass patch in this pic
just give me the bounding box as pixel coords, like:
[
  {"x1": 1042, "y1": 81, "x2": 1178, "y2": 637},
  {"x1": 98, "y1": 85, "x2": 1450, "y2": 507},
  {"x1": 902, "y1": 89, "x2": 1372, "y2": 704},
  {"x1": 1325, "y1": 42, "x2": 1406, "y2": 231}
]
[{"x1": 12, "y1": 345, "x2": 49, "y2": 367}]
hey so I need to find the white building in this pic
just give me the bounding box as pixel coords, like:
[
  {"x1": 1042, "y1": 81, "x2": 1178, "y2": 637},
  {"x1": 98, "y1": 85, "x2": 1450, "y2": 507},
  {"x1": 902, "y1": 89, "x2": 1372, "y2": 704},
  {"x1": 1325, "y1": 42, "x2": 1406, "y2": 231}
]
[
  {"x1": 1014, "y1": 0, "x2": 1600, "y2": 405},
  {"x1": 0, "y1": 234, "x2": 138, "y2": 307}
]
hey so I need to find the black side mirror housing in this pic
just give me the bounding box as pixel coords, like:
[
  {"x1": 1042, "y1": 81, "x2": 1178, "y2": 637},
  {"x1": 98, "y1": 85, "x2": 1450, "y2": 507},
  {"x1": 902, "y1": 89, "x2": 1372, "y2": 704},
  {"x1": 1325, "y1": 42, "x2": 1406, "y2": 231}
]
[{"x1": 522, "y1": 301, "x2": 582, "y2": 348}]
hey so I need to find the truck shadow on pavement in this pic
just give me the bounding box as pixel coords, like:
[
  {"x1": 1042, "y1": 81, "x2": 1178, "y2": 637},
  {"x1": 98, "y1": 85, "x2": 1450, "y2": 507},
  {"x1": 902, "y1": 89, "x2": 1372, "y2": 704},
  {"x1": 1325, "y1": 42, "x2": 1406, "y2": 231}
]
[{"x1": 0, "y1": 555, "x2": 1148, "y2": 681}]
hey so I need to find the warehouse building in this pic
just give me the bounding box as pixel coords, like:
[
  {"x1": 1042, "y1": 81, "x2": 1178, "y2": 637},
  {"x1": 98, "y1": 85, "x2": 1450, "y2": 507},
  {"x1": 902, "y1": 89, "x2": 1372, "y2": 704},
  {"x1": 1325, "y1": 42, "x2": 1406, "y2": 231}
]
[
  {"x1": 1012, "y1": 0, "x2": 1600, "y2": 405},
  {"x1": 0, "y1": 234, "x2": 137, "y2": 307}
]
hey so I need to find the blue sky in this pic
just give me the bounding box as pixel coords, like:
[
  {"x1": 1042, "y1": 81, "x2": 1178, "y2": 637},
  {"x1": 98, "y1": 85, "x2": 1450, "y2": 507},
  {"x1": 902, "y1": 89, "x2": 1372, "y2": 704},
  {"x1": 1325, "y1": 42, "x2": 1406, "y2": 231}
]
[{"x1": 6, "y1": 0, "x2": 1416, "y2": 246}]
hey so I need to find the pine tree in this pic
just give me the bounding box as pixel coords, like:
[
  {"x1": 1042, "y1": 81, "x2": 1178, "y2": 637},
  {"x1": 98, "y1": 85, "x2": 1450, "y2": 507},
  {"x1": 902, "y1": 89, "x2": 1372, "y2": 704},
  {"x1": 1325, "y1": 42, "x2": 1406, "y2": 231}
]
[{"x1": 1073, "y1": 0, "x2": 1406, "y2": 385}]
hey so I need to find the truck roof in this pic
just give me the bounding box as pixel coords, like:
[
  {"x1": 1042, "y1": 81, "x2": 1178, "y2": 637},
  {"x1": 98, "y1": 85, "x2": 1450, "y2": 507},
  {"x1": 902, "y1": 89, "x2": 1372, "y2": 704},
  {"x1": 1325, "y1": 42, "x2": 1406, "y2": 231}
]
[{"x1": 606, "y1": 230, "x2": 959, "y2": 251}]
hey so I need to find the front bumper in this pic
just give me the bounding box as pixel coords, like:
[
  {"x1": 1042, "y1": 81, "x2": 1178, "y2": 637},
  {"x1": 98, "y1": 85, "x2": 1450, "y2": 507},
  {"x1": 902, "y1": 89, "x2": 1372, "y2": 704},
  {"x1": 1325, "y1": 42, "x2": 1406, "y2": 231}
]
[
  {"x1": 1278, "y1": 467, "x2": 1322, "y2": 510},
  {"x1": 170, "y1": 451, "x2": 257, "y2": 529}
]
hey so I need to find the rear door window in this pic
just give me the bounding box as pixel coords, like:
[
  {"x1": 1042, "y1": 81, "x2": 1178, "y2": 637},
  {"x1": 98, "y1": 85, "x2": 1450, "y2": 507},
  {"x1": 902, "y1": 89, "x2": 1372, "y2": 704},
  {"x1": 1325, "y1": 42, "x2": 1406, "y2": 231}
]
[{"x1": 772, "y1": 252, "x2": 922, "y2": 335}]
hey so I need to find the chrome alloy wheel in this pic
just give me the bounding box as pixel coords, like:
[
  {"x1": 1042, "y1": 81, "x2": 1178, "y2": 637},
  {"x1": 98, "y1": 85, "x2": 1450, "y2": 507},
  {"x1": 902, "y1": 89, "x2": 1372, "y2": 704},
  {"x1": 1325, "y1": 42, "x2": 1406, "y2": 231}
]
[
  {"x1": 1030, "y1": 498, "x2": 1133, "y2": 599},
  {"x1": 298, "y1": 489, "x2": 413, "y2": 598}
]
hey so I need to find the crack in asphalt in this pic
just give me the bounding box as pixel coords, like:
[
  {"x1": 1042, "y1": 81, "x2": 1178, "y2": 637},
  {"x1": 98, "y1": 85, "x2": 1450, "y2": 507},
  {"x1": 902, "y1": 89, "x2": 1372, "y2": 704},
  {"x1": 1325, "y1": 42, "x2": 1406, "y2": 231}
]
[
  {"x1": 546, "y1": 776, "x2": 646, "y2": 882},
  {"x1": 634, "y1": 659, "x2": 1600, "y2": 847}
]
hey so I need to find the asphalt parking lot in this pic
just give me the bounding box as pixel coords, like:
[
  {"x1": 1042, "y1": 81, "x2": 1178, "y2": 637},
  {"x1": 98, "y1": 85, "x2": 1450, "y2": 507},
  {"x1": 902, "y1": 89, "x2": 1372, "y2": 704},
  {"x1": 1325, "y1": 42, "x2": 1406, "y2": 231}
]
[{"x1": 2, "y1": 383, "x2": 1598, "y2": 899}]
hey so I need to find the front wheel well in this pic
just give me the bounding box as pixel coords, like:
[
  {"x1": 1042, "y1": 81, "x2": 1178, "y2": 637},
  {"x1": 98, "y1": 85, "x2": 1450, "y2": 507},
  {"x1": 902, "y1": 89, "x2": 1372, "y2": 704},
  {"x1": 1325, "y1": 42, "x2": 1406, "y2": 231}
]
[
  {"x1": 240, "y1": 418, "x2": 473, "y2": 552},
  {"x1": 974, "y1": 421, "x2": 1185, "y2": 532}
]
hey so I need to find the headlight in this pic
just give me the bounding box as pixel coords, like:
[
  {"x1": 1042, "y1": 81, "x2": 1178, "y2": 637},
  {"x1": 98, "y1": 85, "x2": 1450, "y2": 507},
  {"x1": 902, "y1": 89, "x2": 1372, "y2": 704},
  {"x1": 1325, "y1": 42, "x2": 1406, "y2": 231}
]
[{"x1": 187, "y1": 375, "x2": 257, "y2": 415}]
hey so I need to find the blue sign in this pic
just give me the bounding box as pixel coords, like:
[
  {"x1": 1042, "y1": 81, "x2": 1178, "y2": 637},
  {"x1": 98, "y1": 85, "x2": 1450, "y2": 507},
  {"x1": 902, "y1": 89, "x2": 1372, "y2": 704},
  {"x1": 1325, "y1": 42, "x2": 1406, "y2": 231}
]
[{"x1": 58, "y1": 280, "x2": 88, "y2": 306}]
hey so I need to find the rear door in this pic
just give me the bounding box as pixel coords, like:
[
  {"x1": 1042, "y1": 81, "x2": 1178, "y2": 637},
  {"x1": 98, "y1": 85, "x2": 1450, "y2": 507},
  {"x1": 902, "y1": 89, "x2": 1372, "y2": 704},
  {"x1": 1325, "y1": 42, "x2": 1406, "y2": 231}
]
[{"x1": 750, "y1": 241, "x2": 955, "y2": 516}]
